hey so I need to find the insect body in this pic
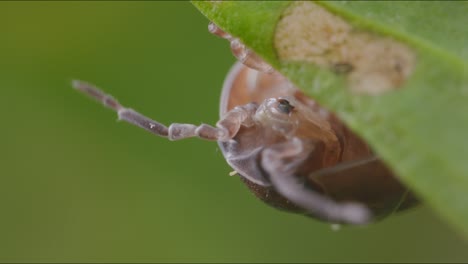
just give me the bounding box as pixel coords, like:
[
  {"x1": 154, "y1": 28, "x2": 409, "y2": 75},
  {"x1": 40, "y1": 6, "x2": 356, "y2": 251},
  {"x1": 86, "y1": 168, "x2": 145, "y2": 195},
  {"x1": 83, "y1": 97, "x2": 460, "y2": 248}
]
[
  {"x1": 219, "y1": 62, "x2": 418, "y2": 224},
  {"x1": 73, "y1": 24, "x2": 417, "y2": 225}
]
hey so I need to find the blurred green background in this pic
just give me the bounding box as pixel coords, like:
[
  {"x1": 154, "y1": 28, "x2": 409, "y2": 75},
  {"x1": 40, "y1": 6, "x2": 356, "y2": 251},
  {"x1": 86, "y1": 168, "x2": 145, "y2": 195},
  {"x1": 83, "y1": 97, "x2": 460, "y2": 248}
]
[{"x1": 1, "y1": 1, "x2": 467, "y2": 262}]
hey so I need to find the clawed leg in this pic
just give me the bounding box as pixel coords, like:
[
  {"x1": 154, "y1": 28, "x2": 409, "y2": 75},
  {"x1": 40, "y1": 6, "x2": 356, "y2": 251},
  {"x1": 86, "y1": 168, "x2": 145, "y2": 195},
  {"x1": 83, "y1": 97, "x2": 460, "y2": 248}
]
[
  {"x1": 261, "y1": 138, "x2": 372, "y2": 225},
  {"x1": 72, "y1": 80, "x2": 256, "y2": 141}
]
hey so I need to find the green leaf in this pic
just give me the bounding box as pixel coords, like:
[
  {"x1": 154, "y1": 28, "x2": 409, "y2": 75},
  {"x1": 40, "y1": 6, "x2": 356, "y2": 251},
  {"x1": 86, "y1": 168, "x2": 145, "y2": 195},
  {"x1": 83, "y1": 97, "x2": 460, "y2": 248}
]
[{"x1": 193, "y1": 1, "x2": 468, "y2": 235}]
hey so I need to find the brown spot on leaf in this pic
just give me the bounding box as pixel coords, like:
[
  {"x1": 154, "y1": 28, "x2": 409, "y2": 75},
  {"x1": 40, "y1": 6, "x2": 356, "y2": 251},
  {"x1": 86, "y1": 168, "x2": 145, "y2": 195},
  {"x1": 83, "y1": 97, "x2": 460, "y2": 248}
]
[{"x1": 275, "y1": 1, "x2": 415, "y2": 95}]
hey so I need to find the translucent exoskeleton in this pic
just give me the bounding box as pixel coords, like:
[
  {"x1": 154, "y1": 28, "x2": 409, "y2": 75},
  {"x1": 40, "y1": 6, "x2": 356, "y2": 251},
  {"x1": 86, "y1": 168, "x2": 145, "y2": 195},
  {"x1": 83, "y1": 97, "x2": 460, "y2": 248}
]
[
  {"x1": 73, "y1": 23, "x2": 418, "y2": 225},
  {"x1": 218, "y1": 62, "x2": 418, "y2": 224}
]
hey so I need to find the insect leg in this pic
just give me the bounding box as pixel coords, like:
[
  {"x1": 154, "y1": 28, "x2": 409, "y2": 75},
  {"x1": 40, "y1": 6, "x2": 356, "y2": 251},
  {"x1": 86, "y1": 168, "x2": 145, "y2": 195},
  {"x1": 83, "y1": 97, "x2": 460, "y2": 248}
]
[
  {"x1": 73, "y1": 80, "x2": 257, "y2": 141},
  {"x1": 168, "y1": 103, "x2": 257, "y2": 141},
  {"x1": 261, "y1": 138, "x2": 372, "y2": 225},
  {"x1": 73, "y1": 80, "x2": 169, "y2": 137}
]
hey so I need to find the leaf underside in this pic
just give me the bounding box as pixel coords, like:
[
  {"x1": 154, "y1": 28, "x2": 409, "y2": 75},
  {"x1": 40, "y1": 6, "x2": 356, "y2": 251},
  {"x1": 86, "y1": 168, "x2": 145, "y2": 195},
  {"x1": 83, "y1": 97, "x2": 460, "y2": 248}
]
[{"x1": 193, "y1": 1, "x2": 468, "y2": 236}]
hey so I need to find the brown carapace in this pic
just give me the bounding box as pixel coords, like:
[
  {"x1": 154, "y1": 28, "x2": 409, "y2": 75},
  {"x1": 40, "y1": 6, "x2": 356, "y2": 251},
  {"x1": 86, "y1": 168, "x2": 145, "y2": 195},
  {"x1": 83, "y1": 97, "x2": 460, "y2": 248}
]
[
  {"x1": 219, "y1": 62, "x2": 418, "y2": 224},
  {"x1": 72, "y1": 22, "x2": 418, "y2": 226}
]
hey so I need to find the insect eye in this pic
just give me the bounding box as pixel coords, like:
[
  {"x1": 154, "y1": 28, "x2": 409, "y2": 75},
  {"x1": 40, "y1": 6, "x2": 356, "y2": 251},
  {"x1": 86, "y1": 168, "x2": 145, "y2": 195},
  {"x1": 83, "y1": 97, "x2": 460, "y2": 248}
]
[{"x1": 277, "y1": 98, "x2": 295, "y2": 114}]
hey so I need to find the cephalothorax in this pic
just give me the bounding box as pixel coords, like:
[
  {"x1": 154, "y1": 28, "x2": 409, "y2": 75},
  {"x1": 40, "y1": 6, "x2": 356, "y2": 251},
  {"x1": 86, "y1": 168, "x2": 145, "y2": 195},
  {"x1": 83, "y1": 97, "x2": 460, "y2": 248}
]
[{"x1": 73, "y1": 23, "x2": 417, "y2": 225}]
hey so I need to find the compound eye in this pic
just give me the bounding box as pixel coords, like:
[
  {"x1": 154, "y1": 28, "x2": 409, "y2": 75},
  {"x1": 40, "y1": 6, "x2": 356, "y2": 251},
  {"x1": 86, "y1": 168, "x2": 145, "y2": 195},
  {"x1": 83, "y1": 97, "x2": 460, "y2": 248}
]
[{"x1": 277, "y1": 98, "x2": 295, "y2": 114}]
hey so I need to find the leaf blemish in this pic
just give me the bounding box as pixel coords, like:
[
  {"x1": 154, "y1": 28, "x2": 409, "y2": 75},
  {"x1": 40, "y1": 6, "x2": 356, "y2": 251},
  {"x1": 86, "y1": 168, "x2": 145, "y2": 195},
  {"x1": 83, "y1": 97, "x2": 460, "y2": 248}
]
[{"x1": 274, "y1": 1, "x2": 416, "y2": 95}]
